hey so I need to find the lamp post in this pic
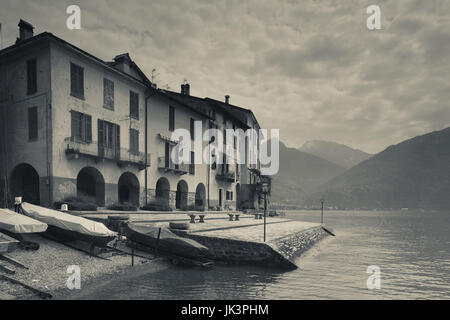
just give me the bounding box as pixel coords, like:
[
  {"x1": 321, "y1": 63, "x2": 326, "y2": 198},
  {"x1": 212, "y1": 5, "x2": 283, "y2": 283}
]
[
  {"x1": 320, "y1": 198, "x2": 325, "y2": 224},
  {"x1": 259, "y1": 181, "x2": 270, "y2": 242}
]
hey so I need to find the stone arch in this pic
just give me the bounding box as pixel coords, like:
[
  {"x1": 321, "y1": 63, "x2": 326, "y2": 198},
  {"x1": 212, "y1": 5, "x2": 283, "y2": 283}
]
[
  {"x1": 175, "y1": 180, "x2": 188, "y2": 210},
  {"x1": 10, "y1": 163, "x2": 40, "y2": 205},
  {"x1": 155, "y1": 177, "x2": 170, "y2": 205},
  {"x1": 118, "y1": 172, "x2": 140, "y2": 207},
  {"x1": 76, "y1": 167, "x2": 105, "y2": 206},
  {"x1": 195, "y1": 183, "x2": 206, "y2": 211}
]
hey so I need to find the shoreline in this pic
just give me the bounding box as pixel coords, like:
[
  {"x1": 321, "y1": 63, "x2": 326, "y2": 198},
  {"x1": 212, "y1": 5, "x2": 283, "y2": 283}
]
[
  {"x1": 1, "y1": 214, "x2": 329, "y2": 300},
  {"x1": 0, "y1": 234, "x2": 169, "y2": 300}
]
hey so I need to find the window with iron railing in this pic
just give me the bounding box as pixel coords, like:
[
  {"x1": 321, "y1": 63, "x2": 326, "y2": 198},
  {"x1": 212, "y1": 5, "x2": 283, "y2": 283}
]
[{"x1": 70, "y1": 110, "x2": 92, "y2": 143}]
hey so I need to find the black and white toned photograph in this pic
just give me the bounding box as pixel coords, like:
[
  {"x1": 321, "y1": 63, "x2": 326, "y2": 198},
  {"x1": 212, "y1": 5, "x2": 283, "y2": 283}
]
[{"x1": 0, "y1": 0, "x2": 449, "y2": 307}]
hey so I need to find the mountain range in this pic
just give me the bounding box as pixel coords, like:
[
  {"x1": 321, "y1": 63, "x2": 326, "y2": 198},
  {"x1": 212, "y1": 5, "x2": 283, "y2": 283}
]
[
  {"x1": 271, "y1": 127, "x2": 450, "y2": 210},
  {"x1": 269, "y1": 141, "x2": 346, "y2": 208},
  {"x1": 299, "y1": 140, "x2": 371, "y2": 169},
  {"x1": 304, "y1": 127, "x2": 450, "y2": 210}
]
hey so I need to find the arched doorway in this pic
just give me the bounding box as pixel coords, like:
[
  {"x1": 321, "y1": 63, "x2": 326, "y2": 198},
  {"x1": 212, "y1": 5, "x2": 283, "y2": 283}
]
[
  {"x1": 77, "y1": 167, "x2": 105, "y2": 206},
  {"x1": 10, "y1": 163, "x2": 40, "y2": 205},
  {"x1": 118, "y1": 172, "x2": 140, "y2": 207},
  {"x1": 175, "y1": 180, "x2": 188, "y2": 210},
  {"x1": 236, "y1": 183, "x2": 241, "y2": 210},
  {"x1": 195, "y1": 183, "x2": 206, "y2": 211},
  {"x1": 155, "y1": 177, "x2": 170, "y2": 205}
]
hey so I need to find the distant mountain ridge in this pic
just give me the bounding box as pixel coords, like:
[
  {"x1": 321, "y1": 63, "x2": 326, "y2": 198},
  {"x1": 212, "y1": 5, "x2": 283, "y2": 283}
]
[
  {"x1": 269, "y1": 141, "x2": 346, "y2": 208},
  {"x1": 300, "y1": 140, "x2": 371, "y2": 169},
  {"x1": 304, "y1": 127, "x2": 450, "y2": 210}
]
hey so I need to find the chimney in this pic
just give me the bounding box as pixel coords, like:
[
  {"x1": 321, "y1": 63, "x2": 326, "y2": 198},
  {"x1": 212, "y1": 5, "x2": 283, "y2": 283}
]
[
  {"x1": 225, "y1": 95, "x2": 230, "y2": 104},
  {"x1": 17, "y1": 19, "x2": 34, "y2": 43},
  {"x1": 181, "y1": 83, "x2": 190, "y2": 95}
]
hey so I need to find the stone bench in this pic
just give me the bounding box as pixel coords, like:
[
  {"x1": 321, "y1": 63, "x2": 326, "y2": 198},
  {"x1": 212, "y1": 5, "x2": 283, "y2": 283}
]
[{"x1": 228, "y1": 213, "x2": 241, "y2": 221}]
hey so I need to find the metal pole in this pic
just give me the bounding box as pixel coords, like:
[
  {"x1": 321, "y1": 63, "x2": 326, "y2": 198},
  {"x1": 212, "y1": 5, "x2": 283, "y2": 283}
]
[
  {"x1": 320, "y1": 199, "x2": 324, "y2": 224},
  {"x1": 131, "y1": 245, "x2": 135, "y2": 266},
  {"x1": 264, "y1": 193, "x2": 267, "y2": 242}
]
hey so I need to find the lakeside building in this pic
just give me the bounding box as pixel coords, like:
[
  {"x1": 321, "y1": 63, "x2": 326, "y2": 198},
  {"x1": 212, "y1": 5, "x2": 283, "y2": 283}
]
[{"x1": 0, "y1": 20, "x2": 263, "y2": 211}]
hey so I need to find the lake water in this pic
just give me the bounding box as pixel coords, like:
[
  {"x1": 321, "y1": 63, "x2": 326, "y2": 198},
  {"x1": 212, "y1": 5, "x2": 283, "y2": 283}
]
[{"x1": 66, "y1": 210, "x2": 450, "y2": 299}]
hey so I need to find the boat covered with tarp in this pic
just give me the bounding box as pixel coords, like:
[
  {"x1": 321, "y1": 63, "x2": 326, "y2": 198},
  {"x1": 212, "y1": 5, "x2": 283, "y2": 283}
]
[
  {"x1": 0, "y1": 231, "x2": 19, "y2": 253},
  {"x1": 20, "y1": 202, "x2": 116, "y2": 246},
  {"x1": 123, "y1": 223, "x2": 209, "y2": 259},
  {"x1": 0, "y1": 208, "x2": 48, "y2": 234}
]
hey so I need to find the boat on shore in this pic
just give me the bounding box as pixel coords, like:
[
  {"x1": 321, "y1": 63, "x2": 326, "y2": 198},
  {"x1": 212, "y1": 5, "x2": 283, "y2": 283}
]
[
  {"x1": 0, "y1": 232, "x2": 19, "y2": 254},
  {"x1": 20, "y1": 203, "x2": 116, "y2": 246},
  {"x1": 0, "y1": 208, "x2": 48, "y2": 235},
  {"x1": 123, "y1": 223, "x2": 210, "y2": 260}
]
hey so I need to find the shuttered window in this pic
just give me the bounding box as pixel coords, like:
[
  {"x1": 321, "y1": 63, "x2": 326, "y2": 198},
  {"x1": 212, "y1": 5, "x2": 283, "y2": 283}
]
[
  {"x1": 103, "y1": 78, "x2": 114, "y2": 110},
  {"x1": 98, "y1": 119, "x2": 120, "y2": 159},
  {"x1": 130, "y1": 129, "x2": 139, "y2": 155},
  {"x1": 27, "y1": 59, "x2": 37, "y2": 95},
  {"x1": 169, "y1": 106, "x2": 175, "y2": 131},
  {"x1": 190, "y1": 151, "x2": 195, "y2": 175},
  {"x1": 70, "y1": 63, "x2": 84, "y2": 99},
  {"x1": 28, "y1": 107, "x2": 38, "y2": 140},
  {"x1": 70, "y1": 111, "x2": 92, "y2": 143},
  {"x1": 190, "y1": 118, "x2": 195, "y2": 140},
  {"x1": 130, "y1": 91, "x2": 139, "y2": 119}
]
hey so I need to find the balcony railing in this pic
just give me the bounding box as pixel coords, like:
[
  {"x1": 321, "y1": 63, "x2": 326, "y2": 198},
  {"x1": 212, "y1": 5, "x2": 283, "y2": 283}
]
[
  {"x1": 216, "y1": 164, "x2": 236, "y2": 182},
  {"x1": 65, "y1": 137, "x2": 150, "y2": 170},
  {"x1": 157, "y1": 156, "x2": 189, "y2": 175}
]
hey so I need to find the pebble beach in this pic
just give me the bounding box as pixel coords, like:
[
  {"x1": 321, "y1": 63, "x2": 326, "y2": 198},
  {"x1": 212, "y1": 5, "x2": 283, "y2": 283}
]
[{"x1": 0, "y1": 234, "x2": 169, "y2": 300}]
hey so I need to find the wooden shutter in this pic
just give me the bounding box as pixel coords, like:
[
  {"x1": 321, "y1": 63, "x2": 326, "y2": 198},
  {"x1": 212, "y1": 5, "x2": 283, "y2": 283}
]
[
  {"x1": 98, "y1": 119, "x2": 104, "y2": 158},
  {"x1": 169, "y1": 106, "x2": 175, "y2": 131},
  {"x1": 27, "y1": 59, "x2": 37, "y2": 94},
  {"x1": 190, "y1": 151, "x2": 195, "y2": 175},
  {"x1": 190, "y1": 118, "x2": 195, "y2": 140},
  {"x1": 165, "y1": 142, "x2": 170, "y2": 168},
  {"x1": 115, "y1": 124, "x2": 120, "y2": 160},
  {"x1": 85, "y1": 115, "x2": 92, "y2": 142},
  {"x1": 28, "y1": 107, "x2": 38, "y2": 140}
]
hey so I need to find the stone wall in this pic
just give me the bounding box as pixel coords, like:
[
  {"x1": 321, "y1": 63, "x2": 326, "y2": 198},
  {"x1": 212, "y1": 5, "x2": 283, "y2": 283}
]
[{"x1": 173, "y1": 226, "x2": 328, "y2": 270}]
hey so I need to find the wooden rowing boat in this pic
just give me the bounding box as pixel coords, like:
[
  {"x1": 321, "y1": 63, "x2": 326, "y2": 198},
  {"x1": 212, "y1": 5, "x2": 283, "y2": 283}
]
[
  {"x1": 21, "y1": 203, "x2": 116, "y2": 246},
  {"x1": 123, "y1": 223, "x2": 209, "y2": 260}
]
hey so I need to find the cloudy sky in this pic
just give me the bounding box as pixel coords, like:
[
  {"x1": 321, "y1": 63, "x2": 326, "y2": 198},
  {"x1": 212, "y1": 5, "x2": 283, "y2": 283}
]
[{"x1": 1, "y1": 0, "x2": 449, "y2": 153}]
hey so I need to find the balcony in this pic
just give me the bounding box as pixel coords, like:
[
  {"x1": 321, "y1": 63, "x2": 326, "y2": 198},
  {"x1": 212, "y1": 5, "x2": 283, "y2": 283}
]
[
  {"x1": 157, "y1": 156, "x2": 189, "y2": 175},
  {"x1": 216, "y1": 164, "x2": 236, "y2": 182},
  {"x1": 65, "y1": 138, "x2": 150, "y2": 170}
]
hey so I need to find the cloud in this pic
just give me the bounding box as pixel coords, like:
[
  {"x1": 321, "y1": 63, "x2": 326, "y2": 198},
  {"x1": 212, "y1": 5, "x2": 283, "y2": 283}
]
[{"x1": 1, "y1": 0, "x2": 449, "y2": 153}]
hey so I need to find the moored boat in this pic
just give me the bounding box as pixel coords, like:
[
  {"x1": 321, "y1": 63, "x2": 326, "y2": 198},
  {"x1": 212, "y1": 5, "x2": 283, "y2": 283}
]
[
  {"x1": 123, "y1": 223, "x2": 209, "y2": 260},
  {"x1": 0, "y1": 208, "x2": 48, "y2": 234},
  {"x1": 20, "y1": 202, "x2": 116, "y2": 246}
]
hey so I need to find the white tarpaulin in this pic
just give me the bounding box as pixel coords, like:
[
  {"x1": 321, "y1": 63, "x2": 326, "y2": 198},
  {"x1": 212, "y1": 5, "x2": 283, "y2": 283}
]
[
  {"x1": 0, "y1": 208, "x2": 48, "y2": 234},
  {"x1": 21, "y1": 203, "x2": 116, "y2": 238}
]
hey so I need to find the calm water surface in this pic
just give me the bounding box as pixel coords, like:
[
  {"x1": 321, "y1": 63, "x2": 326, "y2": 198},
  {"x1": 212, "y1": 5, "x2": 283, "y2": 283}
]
[{"x1": 72, "y1": 210, "x2": 450, "y2": 299}]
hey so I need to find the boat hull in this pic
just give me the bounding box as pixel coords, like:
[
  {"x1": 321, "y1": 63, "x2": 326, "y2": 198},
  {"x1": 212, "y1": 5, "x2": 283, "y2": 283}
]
[
  {"x1": 123, "y1": 223, "x2": 209, "y2": 259},
  {"x1": 44, "y1": 225, "x2": 116, "y2": 247}
]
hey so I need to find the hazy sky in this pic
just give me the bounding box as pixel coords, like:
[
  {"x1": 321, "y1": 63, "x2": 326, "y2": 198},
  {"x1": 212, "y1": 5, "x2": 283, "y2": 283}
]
[{"x1": 1, "y1": 0, "x2": 449, "y2": 153}]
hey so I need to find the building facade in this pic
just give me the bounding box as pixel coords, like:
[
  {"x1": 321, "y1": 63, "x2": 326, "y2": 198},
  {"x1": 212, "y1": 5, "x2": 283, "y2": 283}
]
[{"x1": 0, "y1": 20, "x2": 263, "y2": 211}]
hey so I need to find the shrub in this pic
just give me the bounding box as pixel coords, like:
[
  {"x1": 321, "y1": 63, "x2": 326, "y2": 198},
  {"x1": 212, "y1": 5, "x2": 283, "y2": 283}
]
[
  {"x1": 141, "y1": 198, "x2": 172, "y2": 211},
  {"x1": 107, "y1": 202, "x2": 138, "y2": 211},
  {"x1": 54, "y1": 195, "x2": 97, "y2": 211}
]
